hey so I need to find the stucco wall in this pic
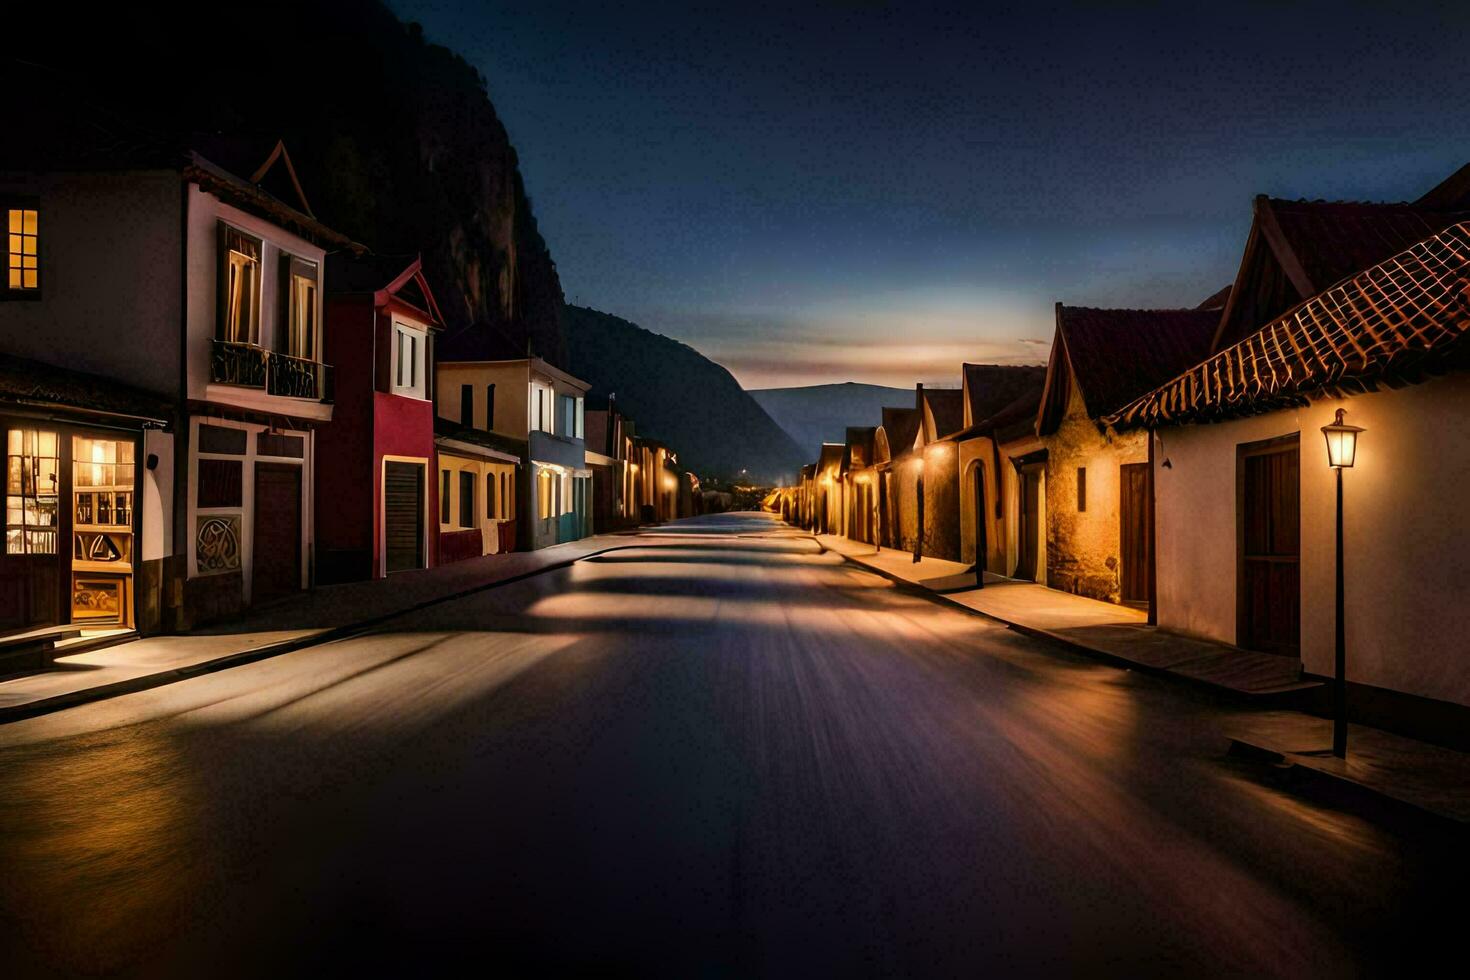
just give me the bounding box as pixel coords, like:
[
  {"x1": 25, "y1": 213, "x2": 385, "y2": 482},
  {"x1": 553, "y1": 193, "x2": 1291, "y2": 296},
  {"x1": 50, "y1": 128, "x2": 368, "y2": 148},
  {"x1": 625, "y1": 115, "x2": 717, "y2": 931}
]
[
  {"x1": 1154, "y1": 373, "x2": 1470, "y2": 708},
  {"x1": 0, "y1": 172, "x2": 182, "y2": 395},
  {"x1": 1045, "y1": 383, "x2": 1146, "y2": 602}
]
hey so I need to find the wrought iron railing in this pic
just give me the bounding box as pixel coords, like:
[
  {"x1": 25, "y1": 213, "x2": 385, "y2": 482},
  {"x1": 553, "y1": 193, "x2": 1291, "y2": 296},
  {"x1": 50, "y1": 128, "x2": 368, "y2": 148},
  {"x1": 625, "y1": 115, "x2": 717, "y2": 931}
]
[
  {"x1": 211, "y1": 340, "x2": 268, "y2": 389},
  {"x1": 211, "y1": 340, "x2": 333, "y2": 403}
]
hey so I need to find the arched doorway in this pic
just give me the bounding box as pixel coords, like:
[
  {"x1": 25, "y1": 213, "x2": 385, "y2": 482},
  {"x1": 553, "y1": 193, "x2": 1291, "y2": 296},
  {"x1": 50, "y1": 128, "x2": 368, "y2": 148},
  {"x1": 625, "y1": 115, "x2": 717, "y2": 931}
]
[{"x1": 967, "y1": 459, "x2": 987, "y2": 586}]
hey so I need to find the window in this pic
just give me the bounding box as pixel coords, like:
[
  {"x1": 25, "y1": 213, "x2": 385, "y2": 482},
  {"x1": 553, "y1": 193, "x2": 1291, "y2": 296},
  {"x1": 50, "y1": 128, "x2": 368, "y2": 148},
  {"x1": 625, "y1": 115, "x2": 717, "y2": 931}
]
[
  {"x1": 460, "y1": 385, "x2": 475, "y2": 428},
  {"x1": 6, "y1": 208, "x2": 39, "y2": 293},
  {"x1": 219, "y1": 225, "x2": 261, "y2": 344},
  {"x1": 392, "y1": 323, "x2": 425, "y2": 398},
  {"x1": 281, "y1": 255, "x2": 318, "y2": 359},
  {"x1": 538, "y1": 468, "x2": 553, "y2": 519},
  {"x1": 486, "y1": 472, "x2": 497, "y2": 519},
  {"x1": 530, "y1": 383, "x2": 553, "y2": 433},
  {"x1": 575, "y1": 397, "x2": 584, "y2": 439},
  {"x1": 502, "y1": 472, "x2": 512, "y2": 519},
  {"x1": 485, "y1": 384, "x2": 496, "y2": 430},
  {"x1": 459, "y1": 471, "x2": 475, "y2": 527},
  {"x1": 559, "y1": 395, "x2": 576, "y2": 438},
  {"x1": 440, "y1": 470, "x2": 451, "y2": 523},
  {"x1": 1076, "y1": 467, "x2": 1087, "y2": 512},
  {"x1": 6, "y1": 429, "x2": 58, "y2": 554}
]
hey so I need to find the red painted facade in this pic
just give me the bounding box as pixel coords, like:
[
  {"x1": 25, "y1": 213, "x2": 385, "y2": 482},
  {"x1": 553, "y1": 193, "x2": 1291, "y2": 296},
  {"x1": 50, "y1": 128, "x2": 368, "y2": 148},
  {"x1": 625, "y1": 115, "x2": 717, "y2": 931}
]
[{"x1": 316, "y1": 257, "x2": 444, "y2": 582}]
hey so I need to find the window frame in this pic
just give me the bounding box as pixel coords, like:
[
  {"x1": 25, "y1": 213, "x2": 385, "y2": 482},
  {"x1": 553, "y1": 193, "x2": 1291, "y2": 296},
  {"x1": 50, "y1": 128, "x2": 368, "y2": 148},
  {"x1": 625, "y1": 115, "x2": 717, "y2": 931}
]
[
  {"x1": 3, "y1": 201, "x2": 42, "y2": 299},
  {"x1": 391, "y1": 320, "x2": 427, "y2": 400},
  {"x1": 279, "y1": 253, "x2": 319, "y2": 361},
  {"x1": 217, "y1": 223, "x2": 262, "y2": 344}
]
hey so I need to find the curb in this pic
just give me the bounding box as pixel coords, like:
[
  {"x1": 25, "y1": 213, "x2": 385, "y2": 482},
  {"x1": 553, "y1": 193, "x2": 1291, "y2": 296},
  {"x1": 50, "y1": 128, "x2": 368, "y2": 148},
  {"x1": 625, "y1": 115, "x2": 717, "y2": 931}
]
[
  {"x1": 813, "y1": 535, "x2": 1308, "y2": 705},
  {"x1": 1226, "y1": 737, "x2": 1467, "y2": 830},
  {"x1": 0, "y1": 541, "x2": 651, "y2": 724}
]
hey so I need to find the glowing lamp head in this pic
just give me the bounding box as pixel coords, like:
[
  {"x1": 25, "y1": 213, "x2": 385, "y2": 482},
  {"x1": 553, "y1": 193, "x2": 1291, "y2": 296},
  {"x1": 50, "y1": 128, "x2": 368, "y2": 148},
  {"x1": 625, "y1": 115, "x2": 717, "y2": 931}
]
[{"x1": 1320, "y1": 408, "x2": 1364, "y2": 469}]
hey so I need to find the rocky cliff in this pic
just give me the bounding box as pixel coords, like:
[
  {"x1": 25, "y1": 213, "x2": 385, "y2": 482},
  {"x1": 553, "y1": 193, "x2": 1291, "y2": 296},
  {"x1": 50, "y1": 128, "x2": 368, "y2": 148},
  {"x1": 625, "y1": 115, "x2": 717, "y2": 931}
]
[{"x1": 28, "y1": 0, "x2": 566, "y2": 365}]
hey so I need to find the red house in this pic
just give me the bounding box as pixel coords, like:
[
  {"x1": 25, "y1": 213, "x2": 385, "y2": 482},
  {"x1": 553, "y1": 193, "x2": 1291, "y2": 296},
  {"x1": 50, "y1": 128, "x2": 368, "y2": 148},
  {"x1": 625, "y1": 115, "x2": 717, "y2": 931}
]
[{"x1": 316, "y1": 254, "x2": 445, "y2": 582}]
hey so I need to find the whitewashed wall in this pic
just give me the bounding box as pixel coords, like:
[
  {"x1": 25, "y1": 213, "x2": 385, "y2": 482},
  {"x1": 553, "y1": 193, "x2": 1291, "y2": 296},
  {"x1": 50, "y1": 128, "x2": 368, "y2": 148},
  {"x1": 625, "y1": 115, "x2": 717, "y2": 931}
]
[{"x1": 1154, "y1": 371, "x2": 1470, "y2": 707}]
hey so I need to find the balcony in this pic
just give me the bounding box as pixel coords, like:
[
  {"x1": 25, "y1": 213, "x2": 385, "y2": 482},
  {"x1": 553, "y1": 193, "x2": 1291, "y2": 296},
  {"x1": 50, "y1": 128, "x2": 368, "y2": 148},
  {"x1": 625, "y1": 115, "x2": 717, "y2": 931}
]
[{"x1": 211, "y1": 341, "x2": 332, "y2": 403}]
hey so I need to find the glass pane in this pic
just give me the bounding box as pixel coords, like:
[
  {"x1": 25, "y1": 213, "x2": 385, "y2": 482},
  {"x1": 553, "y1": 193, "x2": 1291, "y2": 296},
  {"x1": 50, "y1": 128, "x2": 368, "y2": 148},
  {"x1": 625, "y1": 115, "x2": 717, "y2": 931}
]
[
  {"x1": 6, "y1": 210, "x2": 18, "y2": 233},
  {"x1": 8, "y1": 234, "x2": 18, "y2": 253},
  {"x1": 6, "y1": 529, "x2": 22, "y2": 554},
  {"x1": 7, "y1": 269, "x2": 19, "y2": 289},
  {"x1": 38, "y1": 431, "x2": 56, "y2": 457},
  {"x1": 23, "y1": 270, "x2": 37, "y2": 289},
  {"x1": 22, "y1": 210, "x2": 37, "y2": 235}
]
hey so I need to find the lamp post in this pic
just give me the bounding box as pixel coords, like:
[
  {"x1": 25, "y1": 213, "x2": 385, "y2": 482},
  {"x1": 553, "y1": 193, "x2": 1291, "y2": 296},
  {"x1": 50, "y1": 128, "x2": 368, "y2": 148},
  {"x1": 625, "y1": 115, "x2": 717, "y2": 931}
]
[{"x1": 1321, "y1": 407, "x2": 1364, "y2": 759}]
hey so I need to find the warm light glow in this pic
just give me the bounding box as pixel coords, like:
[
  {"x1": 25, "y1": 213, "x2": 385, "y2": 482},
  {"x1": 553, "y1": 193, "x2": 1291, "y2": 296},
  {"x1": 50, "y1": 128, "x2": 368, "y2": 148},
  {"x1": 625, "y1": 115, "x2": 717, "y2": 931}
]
[{"x1": 1320, "y1": 408, "x2": 1364, "y2": 468}]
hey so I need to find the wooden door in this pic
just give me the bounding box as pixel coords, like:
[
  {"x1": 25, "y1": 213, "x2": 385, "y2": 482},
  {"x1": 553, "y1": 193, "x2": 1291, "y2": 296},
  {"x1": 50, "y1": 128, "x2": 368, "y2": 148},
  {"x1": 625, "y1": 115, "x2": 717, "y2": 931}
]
[
  {"x1": 1120, "y1": 462, "x2": 1151, "y2": 603},
  {"x1": 383, "y1": 462, "x2": 424, "y2": 573},
  {"x1": 252, "y1": 463, "x2": 302, "y2": 604},
  {"x1": 1239, "y1": 438, "x2": 1300, "y2": 656},
  {"x1": 1015, "y1": 465, "x2": 1041, "y2": 581}
]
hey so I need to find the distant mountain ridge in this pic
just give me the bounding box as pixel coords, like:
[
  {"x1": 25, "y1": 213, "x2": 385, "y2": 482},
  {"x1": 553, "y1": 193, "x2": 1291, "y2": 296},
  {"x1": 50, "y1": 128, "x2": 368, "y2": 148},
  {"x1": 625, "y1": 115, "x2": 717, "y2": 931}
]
[
  {"x1": 562, "y1": 306, "x2": 806, "y2": 483},
  {"x1": 750, "y1": 382, "x2": 918, "y2": 461}
]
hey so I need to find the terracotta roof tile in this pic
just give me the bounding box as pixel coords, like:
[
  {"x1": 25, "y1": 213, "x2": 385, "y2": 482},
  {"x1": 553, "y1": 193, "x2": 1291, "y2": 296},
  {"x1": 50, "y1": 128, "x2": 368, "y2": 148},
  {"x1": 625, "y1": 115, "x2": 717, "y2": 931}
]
[{"x1": 1106, "y1": 222, "x2": 1470, "y2": 430}]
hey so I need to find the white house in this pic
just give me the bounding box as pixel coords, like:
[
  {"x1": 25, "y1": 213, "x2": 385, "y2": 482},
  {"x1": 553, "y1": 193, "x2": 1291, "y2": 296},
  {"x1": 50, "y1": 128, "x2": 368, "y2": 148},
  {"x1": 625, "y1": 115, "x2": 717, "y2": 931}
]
[{"x1": 1106, "y1": 221, "x2": 1470, "y2": 739}]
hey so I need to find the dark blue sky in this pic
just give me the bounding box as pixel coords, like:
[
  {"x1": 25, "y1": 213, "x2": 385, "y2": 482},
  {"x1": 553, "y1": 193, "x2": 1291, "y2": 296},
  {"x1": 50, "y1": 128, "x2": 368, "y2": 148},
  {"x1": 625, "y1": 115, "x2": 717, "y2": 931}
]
[{"x1": 391, "y1": 1, "x2": 1470, "y2": 388}]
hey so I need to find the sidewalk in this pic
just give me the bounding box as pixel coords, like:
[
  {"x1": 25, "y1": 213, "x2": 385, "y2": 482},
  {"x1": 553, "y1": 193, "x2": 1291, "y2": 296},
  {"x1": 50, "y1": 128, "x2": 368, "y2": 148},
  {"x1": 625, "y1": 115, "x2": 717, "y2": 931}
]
[
  {"x1": 816, "y1": 534, "x2": 1317, "y2": 697},
  {"x1": 0, "y1": 531, "x2": 650, "y2": 723},
  {"x1": 816, "y1": 531, "x2": 1469, "y2": 828}
]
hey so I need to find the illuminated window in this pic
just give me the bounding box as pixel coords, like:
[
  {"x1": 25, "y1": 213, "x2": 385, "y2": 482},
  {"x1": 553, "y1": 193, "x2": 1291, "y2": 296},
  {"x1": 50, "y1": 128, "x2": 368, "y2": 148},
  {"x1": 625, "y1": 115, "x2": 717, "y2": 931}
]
[
  {"x1": 538, "y1": 468, "x2": 553, "y2": 519},
  {"x1": 6, "y1": 208, "x2": 39, "y2": 292},
  {"x1": 219, "y1": 225, "x2": 260, "y2": 344},
  {"x1": 283, "y1": 255, "x2": 317, "y2": 359},
  {"x1": 6, "y1": 429, "x2": 59, "y2": 554}
]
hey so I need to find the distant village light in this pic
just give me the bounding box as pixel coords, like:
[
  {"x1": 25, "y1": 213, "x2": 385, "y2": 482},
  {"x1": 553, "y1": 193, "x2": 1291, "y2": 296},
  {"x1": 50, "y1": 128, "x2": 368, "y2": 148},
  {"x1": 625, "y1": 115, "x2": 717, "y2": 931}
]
[{"x1": 1321, "y1": 408, "x2": 1364, "y2": 468}]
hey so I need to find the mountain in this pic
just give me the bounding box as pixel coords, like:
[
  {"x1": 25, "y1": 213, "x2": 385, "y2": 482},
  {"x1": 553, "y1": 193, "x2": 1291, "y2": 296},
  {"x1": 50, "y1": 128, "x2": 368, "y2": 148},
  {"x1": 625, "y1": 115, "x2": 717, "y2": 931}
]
[
  {"x1": 23, "y1": 0, "x2": 566, "y2": 367},
  {"x1": 750, "y1": 383, "x2": 918, "y2": 461},
  {"x1": 563, "y1": 306, "x2": 806, "y2": 484}
]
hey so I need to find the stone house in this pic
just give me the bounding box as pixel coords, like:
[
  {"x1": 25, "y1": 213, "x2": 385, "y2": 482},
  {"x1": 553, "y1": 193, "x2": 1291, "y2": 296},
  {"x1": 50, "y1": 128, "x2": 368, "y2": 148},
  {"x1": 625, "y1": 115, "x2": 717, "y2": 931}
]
[{"x1": 1036, "y1": 303, "x2": 1221, "y2": 606}]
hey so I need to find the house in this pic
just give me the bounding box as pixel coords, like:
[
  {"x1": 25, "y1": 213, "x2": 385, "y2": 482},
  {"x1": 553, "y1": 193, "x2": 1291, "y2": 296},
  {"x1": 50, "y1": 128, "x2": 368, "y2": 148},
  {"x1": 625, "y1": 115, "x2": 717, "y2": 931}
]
[
  {"x1": 916, "y1": 387, "x2": 965, "y2": 560},
  {"x1": 875, "y1": 405, "x2": 922, "y2": 551},
  {"x1": 315, "y1": 254, "x2": 446, "y2": 582},
  {"x1": 434, "y1": 355, "x2": 590, "y2": 551},
  {"x1": 2, "y1": 123, "x2": 361, "y2": 630},
  {"x1": 1105, "y1": 220, "x2": 1470, "y2": 735},
  {"x1": 433, "y1": 417, "x2": 522, "y2": 562},
  {"x1": 1035, "y1": 303, "x2": 1221, "y2": 606},
  {"x1": 840, "y1": 427, "x2": 879, "y2": 545},
  {"x1": 813, "y1": 443, "x2": 846, "y2": 534},
  {"x1": 585, "y1": 397, "x2": 638, "y2": 531},
  {"x1": 950, "y1": 364, "x2": 1048, "y2": 577}
]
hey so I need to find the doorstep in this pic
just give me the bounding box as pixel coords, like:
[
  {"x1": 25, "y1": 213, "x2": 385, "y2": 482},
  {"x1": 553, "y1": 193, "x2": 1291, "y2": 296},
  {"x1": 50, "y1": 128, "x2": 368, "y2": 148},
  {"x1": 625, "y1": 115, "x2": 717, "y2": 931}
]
[
  {"x1": 815, "y1": 533, "x2": 1321, "y2": 700},
  {"x1": 1228, "y1": 713, "x2": 1470, "y2": 827}
]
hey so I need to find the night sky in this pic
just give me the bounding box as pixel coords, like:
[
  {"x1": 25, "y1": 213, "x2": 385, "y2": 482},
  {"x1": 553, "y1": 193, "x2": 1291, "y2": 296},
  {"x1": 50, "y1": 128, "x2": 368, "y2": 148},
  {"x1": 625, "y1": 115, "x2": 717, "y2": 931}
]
[{"x1": 391, "y1": 1, "x2": 1470, "y2": 389}]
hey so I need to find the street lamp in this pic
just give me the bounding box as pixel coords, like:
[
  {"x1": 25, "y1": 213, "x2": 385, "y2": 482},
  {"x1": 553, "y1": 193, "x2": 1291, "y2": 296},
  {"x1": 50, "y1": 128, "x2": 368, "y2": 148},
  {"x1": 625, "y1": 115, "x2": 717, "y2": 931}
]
[{"x1": 1321, "y1": 407, "x2": 1364, "y2": 759}]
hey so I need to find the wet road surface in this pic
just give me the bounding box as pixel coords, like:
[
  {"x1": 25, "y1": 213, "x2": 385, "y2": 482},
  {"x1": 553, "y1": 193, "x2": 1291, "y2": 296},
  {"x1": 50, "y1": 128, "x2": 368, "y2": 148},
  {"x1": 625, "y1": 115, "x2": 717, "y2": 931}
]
[{"x1": 0, "y1": 513, "x2": 1461, "y2": 976}]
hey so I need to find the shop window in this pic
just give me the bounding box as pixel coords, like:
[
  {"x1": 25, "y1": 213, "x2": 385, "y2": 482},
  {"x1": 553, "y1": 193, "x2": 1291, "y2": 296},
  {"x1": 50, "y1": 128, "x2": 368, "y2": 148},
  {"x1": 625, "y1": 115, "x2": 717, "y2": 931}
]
[
  {"x1": 72, "y1": 437, "x2": 135, "y2": 625},
  {"x1": 459, "y1": 471, "x2": 475, "y2": 527},
  {"x1": 6, "y1": 207, "x2": 39, "y2": 293},
  {"x1": 281, "y1": 254, "x2": 318, "y2": 360},
  {"x1": 218, "y1": 224, "x2": 261, "y2": 344},
  {"x1": 197, "y1": 458, "x2": 243, "y2": 508},
  {"x1": 6, "y1": 429, "x2": 58, "y2": 554}
]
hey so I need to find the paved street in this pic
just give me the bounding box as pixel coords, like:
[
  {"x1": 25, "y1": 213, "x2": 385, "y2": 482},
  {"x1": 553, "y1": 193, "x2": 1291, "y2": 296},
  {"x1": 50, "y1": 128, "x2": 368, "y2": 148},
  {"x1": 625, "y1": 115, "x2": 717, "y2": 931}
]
[{"x1": 0, "y1": 513, "x2": 1461, "y2": 977}]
